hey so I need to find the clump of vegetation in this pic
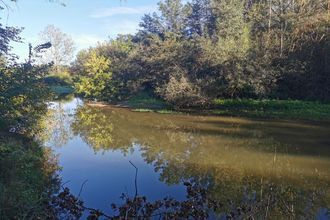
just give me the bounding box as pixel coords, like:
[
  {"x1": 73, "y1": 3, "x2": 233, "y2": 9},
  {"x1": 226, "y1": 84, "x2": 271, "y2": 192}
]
[
  {"x1": 156, "y1": 71, "x2": 206, "y2": 107},
  {"x1": 0, "y1": 62, "x2": 52, "y2": 135},
  {"x1": 0, "y1": 132, "x2": 60, "y2": 219},
  {"x1": 74, "y1": 50, "x2": 115, "y2": 101}
]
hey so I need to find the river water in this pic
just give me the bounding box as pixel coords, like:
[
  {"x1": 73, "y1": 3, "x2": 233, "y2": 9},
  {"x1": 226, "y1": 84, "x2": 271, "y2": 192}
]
[{"x1": 44, "y1": 98, "x2": 330, "y2": 218}]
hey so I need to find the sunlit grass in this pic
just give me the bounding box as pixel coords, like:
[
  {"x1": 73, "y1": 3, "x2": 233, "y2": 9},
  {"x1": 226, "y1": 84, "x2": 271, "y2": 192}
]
[
  {"x1": 126, "y1": 91, "x2": 171, "y2": 109},
  {"x1": 213, "y1": 99, "x2": 330, "y2": 121}
]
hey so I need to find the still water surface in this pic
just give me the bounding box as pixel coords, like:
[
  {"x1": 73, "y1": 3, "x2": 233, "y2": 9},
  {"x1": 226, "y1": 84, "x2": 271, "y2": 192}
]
[{"x1": 44, "y1": 98, "x2": 330, "y2": 218}]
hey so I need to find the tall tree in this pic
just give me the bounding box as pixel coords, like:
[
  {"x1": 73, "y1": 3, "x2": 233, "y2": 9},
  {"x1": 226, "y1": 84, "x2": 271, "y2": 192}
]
[
  {"x1": 186, "y1": 0, "x2": 212, "y2": 37},
  {"x1": 38, "y1": 25, "x2": 75, "y2": 71}
]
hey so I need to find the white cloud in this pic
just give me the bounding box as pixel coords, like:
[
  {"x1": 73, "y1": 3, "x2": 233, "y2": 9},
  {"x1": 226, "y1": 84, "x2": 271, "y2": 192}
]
[{"x1": 90, "y1": 6, "x2": 156, "y2": 18}]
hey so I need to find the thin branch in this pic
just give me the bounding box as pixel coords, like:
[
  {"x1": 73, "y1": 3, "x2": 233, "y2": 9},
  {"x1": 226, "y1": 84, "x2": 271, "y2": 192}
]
[
  {"x1": 129, "y1": 160, "x2": 138, "y2": 198},
  {"x1": 78, "y1": 179, "x2": 88, "y2": 199},
  {"x1": 61, "y1": 180, "x2": 71, "y2": 190}
]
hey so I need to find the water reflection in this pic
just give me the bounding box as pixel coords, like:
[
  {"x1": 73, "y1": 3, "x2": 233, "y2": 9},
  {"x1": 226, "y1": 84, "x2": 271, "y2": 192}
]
[{"x1": 44, "y1": 98, "x2": 330, "y2": 217}]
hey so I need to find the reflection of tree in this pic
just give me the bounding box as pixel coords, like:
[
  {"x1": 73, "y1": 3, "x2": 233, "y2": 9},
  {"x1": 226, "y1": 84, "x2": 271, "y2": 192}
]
[
  {"x1": 71, "y1": 106, "x2": 114, "y2": 152},
  {"x1": 39, "y1": 101, "x2": 74, "y2": 147},
  {"x1": 67, "y1": 102, "x2": 330, "y2": 215}
]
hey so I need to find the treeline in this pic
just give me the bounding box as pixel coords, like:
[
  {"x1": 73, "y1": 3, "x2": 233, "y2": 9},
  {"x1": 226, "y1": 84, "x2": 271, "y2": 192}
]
[{"x1": 72, "y1": 0, "x2": 329, "y2": 107}]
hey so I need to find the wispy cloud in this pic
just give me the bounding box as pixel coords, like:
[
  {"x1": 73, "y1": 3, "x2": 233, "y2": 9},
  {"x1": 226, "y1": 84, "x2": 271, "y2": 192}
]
[{"x1": 90, "y1": 6, "x2": 156, "y2": 18}]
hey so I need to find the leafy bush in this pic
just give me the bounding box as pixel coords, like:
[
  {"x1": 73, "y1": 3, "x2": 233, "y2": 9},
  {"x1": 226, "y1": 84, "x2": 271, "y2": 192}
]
[
  {"x1": 0, "y1": 63, "x2": 51, "y2": 134},
  {"x1": 0, "y1": 133, "x2": 60, "y2": 219},
  {"x1": 156, "y1": 72, "x2": 206, "y2": 108},
  {"x1": 74, "y1": 50, "x2": 115, "y2": 100}
]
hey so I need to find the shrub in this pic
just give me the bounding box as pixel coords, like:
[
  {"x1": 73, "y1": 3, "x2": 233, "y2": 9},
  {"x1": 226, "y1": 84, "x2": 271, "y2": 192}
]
[{"x1": 156, "y1": 72, "x2": 206, "y2": 108}]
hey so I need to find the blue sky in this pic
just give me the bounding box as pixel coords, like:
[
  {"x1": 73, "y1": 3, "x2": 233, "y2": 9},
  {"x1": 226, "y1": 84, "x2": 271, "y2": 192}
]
[{"x1": 4, "y1": 0, "x2": 159, "y2": 61}]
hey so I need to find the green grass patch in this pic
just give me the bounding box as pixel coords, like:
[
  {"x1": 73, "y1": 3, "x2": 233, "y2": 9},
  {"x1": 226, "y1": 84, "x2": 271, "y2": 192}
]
[
  {"x1": 49, "y1": 85, "x2": 75, "y2": 95},
  {"x1": 212, "y1": 99, "x2": 330, "y2": 121},
  {"x1": 125, "y1": 91, "x2": 171, "y2": 109},
  {"x1": 131, "y1": 108, "x2": 154, "y2": 113},
  {"x1": 156, "y1": 109, "x2": 180, "y2": 114},
  {"x1": 131, "y1": 108, "x2": 181, "y2": 114}
]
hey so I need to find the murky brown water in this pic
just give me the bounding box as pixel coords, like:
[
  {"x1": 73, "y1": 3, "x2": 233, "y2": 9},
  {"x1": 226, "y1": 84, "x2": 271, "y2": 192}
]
[{"x1": 44, "y1": 98, "x2": 330, "y2": 218}]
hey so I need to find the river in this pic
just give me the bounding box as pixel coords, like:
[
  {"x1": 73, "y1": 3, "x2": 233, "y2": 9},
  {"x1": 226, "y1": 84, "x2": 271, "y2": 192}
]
[{"x1": 43, "y1": 98, "x2": 330, "y2": 218}]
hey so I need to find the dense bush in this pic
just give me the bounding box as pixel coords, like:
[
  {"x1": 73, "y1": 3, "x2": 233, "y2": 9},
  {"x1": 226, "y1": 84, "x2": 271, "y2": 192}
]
[
  {"x1": 156, "y1": 71, "x2": 205, "y2": 107},
  {"x1": 74, "y1": 50, "x2": 115, "y2": 100}
]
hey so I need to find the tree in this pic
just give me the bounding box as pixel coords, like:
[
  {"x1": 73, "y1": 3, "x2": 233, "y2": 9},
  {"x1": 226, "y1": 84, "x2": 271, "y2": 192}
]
[
  {"x1": 0, "y1": 1, "x2": 22, "y2": 60},
  {"x1": 74, "y1": 50, "x2": 114, "y2": 100},
  {"x1": 38, "y1": 25, "x2": 75, "y2": 72},
  {"x1": 186, "y1": 0, "x2": 212, "y2": 37}
]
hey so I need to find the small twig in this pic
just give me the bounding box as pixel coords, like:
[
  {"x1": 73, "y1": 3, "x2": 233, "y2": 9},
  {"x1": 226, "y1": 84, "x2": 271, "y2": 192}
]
[
  {"x1": 265, "y1": 194, "x2": 271, "y2": 219},
  {"x1": 61, "y1": 180, "x2": 71, "y2": 190},
  {"x1": 78, "y1": 179, "x2": 88, "y2": 199},
  {"x1": 129, "y1": 160, "x2": 138, "y2": 198}
]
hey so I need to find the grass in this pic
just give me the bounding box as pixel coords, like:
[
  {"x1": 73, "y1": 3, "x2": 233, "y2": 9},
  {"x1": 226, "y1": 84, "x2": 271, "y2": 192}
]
[
  {"x1": 49, "y1": 85, "x2": 74, "y2": 95},
  {"x1": 124, "y1": 91, "x2": 171, "y2": 110},
  {"x1": 123, "y1": 93, "x2": 330, "y2": 121},
  {"x1": 212, "y1": 99, "x2": 330, "y2": 121},
  {"x1": 123, "y1": 94, "x2": 330, "y2": 121},
  {"x1": 132, "y1": 108, "x2": 181, "y2": 114}
]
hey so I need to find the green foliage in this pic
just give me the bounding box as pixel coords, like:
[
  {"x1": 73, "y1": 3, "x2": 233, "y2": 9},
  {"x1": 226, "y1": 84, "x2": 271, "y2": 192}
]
[
  {"x1": 0, "y1": 133, "x2": 60, "y2": 219},
  {"x1": 156, "y1": 71, "x2": 205, "y2": 107},
  {"x1": 0, "y1": 9, "x2": 61, "y2": 217},
  {"x1": 72, "y1": 0, "x2": 329, "y2": 107},
  {"x1": 74, "y1": 50, "x2": 114, "y2": 100},
  {"x1": 0, "y1": 63, "x2": 51, "y2": 134},
  {"x1": 125, "y1": 91, "x2": 171, "y2": 109}
]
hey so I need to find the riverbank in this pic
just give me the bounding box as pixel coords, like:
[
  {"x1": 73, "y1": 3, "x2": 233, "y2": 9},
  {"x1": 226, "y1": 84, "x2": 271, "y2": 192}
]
[
  {"x1": 211, "y1": 99, "x2": 330, "y2": 121},
  {"x1": 54, "y1": 87, "x2": 330, "y2": 121},
  {"x1": 100, "y1": 94, "x2": 330, "y2": 122},
  {"x1": 0, "y1": 131, "x2": 59, "y2": 219},
  {"x1": 125, "y1": 99, "x2": 330, "y2": 121}
]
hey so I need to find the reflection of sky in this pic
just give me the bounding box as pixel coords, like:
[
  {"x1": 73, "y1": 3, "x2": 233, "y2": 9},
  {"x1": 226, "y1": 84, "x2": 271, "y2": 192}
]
[
  {"x1": 54, "y1": 138, "x2": 186, "y2": 215},
  {"x1": 48, "y1": 98, "x2": 185, "y2": 214},
  {"x1": 4, "y1": 0, "x2": 159, "y2": 61}
]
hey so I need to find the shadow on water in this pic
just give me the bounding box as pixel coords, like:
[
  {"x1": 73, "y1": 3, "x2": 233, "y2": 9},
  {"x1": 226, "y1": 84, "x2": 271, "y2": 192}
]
[{"x1": 41, "y1": 98, "x2": 330, "y2": 219}]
